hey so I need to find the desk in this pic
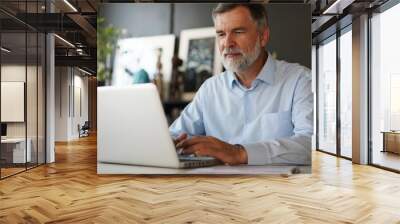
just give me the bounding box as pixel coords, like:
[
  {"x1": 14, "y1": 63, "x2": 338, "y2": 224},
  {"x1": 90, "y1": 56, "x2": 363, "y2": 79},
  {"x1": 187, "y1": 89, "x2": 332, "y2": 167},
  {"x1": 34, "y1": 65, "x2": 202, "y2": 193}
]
[
  {"x1": 97, "y1": 162, "x2": 311, "y2": 175},
  {"x1": 1, "y1": 138, "x2": 31, "y2": 163},
  {"x1": 381, "y1": 131, "x2": 400, "y2": 154}
]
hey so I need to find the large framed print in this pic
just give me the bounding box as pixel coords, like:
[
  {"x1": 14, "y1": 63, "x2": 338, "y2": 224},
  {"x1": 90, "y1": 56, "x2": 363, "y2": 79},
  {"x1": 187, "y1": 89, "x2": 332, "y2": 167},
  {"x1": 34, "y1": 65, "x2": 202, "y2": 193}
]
[{"x1": 178, "y1": 27, "x2": 223, "y2": 100}]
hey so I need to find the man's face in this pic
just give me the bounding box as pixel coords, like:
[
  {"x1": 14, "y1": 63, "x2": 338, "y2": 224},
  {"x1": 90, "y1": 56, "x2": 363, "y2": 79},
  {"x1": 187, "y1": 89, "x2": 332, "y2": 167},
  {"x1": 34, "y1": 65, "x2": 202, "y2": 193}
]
[{"x1": 214, "y1": 6, "x2": 269, "y2": 73}]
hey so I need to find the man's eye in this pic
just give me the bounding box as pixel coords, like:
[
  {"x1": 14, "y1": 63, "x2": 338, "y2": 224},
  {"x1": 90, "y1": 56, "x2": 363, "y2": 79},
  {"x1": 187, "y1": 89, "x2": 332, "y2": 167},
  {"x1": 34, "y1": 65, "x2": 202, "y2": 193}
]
[{"x1": 217, "y1": 33, "x2": 225, "y2": 37}]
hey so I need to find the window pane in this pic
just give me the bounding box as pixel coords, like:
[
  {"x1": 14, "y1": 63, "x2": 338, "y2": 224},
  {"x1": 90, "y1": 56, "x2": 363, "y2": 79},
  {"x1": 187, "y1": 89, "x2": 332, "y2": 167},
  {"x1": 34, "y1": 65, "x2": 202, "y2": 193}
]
[
  {"x1": 340, "y1": 29, "x2": 352, "y2": 158},
  {"x1": 371, "y1": 3, "x2": 400, "y2": 171},
  {"x1": 318, "y1": 37, "x2": 337, "y2": 154}
]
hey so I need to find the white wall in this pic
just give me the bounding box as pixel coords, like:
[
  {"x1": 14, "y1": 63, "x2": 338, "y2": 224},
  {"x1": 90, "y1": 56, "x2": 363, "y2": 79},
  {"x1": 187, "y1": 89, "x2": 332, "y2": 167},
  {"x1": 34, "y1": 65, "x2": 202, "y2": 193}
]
[
  {"x1": 55, "y1": 67, "x2": 89, "y2": 141},
  {"x1": 1, "y1": 65, "x2": 27, "y2": 141},
  {"x1": 55, "y1": 66, "x2": 70, "y2": 141},
  {"x1": 72, "y1": 73, "x2": 89, "y2": 138},
  {"x1": 1, "y1": 65, "x2": 41, "y2": 138}
]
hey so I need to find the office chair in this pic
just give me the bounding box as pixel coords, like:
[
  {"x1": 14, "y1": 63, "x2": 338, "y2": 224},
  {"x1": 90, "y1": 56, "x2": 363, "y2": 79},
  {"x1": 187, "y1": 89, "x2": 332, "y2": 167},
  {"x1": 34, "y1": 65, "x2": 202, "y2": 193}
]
[{"x1": 79, "y1": 121, "x2": 90, "y2": 138}]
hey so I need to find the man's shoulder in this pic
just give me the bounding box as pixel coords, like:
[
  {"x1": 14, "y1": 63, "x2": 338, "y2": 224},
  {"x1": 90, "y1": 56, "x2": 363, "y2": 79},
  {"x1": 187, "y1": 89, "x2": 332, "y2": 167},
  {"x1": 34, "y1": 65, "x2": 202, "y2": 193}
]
[
  {"x1": 201, "y1": 71, "x2": 230, "y2": 87},
  {"x1": 275, "y1": 58, "x2": 311, "y2": 80}
]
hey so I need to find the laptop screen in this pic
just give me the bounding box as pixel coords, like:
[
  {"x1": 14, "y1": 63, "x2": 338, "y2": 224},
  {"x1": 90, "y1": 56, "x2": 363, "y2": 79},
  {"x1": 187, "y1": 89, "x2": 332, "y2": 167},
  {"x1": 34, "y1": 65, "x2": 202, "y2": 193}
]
[{"x1": 1, "y1": 123, "x2": 7, "y2": 137}]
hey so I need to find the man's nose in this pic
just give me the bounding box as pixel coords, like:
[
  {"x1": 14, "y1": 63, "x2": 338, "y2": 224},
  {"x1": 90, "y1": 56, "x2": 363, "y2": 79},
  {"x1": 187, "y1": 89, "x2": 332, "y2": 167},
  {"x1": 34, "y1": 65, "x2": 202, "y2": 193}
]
[{"x1": 223, "y1": 33, "x2": 235, "y2": 49}]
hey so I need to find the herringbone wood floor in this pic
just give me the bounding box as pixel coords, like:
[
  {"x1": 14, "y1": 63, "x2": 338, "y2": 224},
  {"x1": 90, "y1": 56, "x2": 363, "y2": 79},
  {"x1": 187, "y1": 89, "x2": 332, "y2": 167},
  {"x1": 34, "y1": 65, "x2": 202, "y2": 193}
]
[{"x1": 1, "y1": 134, "x2": 400, "y2": 224}]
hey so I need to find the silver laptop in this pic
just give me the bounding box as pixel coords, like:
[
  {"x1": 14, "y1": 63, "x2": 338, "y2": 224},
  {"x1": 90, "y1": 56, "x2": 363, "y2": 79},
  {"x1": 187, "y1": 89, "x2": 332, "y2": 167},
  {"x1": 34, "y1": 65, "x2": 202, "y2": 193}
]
[{"x1": 97, "y1": 83, "x2": 220, "y2": 168}]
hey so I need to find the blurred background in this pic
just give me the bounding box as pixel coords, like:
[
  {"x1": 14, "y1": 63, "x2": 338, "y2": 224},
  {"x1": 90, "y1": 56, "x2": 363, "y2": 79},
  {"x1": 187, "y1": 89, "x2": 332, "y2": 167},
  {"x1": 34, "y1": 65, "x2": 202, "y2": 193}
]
[{"x1": 98, "y1": 3, "x2": 311, "y2": 123}]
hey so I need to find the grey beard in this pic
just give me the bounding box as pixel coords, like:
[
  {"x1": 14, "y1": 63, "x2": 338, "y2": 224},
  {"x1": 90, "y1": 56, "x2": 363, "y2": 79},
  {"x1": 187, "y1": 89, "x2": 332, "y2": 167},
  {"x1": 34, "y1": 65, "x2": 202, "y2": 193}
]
[{"x1": 221, "y1": 40, "x2": 262, "y2": 73}]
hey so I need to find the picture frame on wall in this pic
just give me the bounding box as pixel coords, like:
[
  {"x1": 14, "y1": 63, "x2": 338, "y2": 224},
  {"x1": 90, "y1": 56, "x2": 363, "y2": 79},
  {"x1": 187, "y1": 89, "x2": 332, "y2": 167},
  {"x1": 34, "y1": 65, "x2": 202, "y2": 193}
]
[{"x1": 178, "y1": 27, "x2": 223, "y2": 101}]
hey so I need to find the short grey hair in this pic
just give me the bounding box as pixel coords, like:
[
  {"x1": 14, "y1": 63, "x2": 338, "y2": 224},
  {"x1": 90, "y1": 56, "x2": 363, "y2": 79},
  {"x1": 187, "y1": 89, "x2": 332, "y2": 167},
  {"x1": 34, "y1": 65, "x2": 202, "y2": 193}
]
[{"x1": 212, "y1": 3, "x2": 269, "y2": 31}]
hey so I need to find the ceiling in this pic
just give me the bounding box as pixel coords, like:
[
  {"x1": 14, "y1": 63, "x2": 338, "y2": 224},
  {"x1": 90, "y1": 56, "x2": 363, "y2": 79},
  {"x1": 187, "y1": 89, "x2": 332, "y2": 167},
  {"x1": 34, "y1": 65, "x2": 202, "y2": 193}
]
[
  {"x1": 0, "y1": 0, "x2": 97, "y2": 74},
  {"x1": 310, "y1": 0, "x2": 390, "y2": 44}
]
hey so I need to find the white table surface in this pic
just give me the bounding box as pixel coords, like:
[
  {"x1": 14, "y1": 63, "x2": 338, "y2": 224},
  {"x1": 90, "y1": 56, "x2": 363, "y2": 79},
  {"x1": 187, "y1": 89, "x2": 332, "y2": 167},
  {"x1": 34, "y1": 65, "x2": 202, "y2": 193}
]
[
  {"x1": 1, "y1": 137, "x2": 32, "y2": 163},
  {"x1": 97, "y1": 162, "x2": 311, "y2": 175},
  {"x1": 1, "y1": 138, "x2": 26, "y2": 143}
]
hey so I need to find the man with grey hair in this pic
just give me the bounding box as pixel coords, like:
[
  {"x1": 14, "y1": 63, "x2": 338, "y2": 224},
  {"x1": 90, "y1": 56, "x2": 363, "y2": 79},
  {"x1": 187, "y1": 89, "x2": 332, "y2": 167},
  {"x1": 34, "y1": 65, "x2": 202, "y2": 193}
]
[{"x1": 169, "y1": 3, "x2": 313, "y2": 166}]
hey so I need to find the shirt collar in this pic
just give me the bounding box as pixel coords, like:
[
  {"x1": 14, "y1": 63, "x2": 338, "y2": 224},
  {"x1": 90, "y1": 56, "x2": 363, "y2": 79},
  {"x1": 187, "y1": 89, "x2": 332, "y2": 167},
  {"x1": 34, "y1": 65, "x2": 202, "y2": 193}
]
[{"x1": 228, "y1": 52, "x2": 276, "y2": 89}]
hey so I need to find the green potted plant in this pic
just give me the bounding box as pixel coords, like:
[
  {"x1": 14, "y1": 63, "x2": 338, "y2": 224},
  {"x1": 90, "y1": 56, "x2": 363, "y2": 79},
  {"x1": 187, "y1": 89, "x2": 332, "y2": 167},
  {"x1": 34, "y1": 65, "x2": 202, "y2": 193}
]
[{"x1": 97, "y1": 17, "x2": 121, "y2": 86}]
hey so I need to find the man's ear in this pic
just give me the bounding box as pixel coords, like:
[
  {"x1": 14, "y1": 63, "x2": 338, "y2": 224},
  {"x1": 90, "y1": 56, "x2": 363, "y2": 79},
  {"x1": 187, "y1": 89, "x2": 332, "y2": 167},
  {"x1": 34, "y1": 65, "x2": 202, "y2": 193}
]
[{"x1": 260, "y1": 27, "x2": 270, "y2": 48}]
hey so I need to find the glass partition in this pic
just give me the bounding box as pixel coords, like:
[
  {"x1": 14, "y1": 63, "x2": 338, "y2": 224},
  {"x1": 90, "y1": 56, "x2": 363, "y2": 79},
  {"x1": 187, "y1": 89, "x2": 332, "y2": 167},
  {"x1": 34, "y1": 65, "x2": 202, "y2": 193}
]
[
  {"x1": 0, "y1": 1, "x2": 46, "y2": 179},
  {"x1": 1, "y1": 30, "x2": 28, "y2": 177}
]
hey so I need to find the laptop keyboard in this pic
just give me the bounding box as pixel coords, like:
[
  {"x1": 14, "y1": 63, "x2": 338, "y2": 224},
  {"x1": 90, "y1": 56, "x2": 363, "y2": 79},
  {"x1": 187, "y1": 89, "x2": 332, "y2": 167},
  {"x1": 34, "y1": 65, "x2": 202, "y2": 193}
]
[{"x1": 178, "y1": 155, "x2": 216, "y2": 161}]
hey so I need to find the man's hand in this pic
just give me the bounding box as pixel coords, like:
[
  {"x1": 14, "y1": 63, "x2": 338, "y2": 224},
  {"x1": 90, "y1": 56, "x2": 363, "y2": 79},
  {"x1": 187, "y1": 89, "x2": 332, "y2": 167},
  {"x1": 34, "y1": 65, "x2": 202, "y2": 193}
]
[
  {"x1": 173, "y1": 133, "x2": 188, "y2": 146},
  {"x1": 176, "y1": 136, "x2": 248, "y2": 165}
]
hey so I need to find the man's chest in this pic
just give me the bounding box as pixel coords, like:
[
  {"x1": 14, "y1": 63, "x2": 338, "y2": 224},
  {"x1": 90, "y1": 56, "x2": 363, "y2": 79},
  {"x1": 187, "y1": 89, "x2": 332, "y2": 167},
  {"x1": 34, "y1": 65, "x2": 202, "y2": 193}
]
[{"x1": 201, "y1": 86, "x2": 294, "y2": 143}]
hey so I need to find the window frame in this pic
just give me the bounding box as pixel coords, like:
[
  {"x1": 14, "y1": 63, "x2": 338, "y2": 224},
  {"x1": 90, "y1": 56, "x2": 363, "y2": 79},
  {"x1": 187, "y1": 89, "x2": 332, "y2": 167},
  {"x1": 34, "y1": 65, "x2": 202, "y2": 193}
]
[{"x1": 315, "y1": 23, "x2": 353, "y2": 161}]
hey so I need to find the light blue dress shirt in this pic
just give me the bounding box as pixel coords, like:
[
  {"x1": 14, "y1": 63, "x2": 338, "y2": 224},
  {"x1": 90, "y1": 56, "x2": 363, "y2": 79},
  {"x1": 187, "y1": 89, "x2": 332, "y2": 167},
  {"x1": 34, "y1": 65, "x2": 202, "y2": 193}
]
[{"x1": 169, "y1": 54, "x2": 313, "y2": 165}]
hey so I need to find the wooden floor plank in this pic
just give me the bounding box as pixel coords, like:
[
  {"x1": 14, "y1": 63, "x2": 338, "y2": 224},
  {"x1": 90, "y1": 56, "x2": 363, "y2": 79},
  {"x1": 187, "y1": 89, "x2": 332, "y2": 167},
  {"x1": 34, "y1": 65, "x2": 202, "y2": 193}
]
[{"x1": 0, "y1": 134, "x2": 400, "y2": 223}]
